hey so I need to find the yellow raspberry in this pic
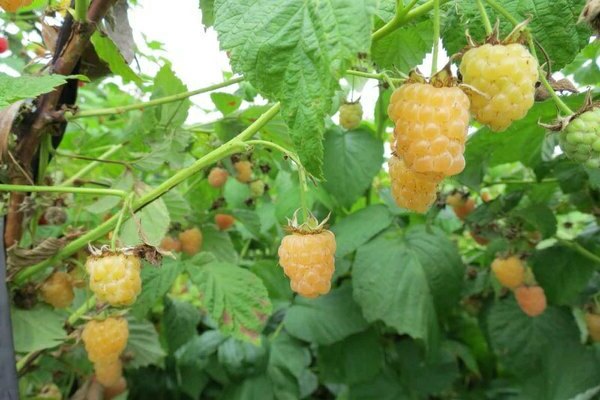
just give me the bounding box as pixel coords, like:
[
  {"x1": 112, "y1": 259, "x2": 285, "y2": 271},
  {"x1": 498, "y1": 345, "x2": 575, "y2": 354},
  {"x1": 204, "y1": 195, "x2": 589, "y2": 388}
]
[
  {"x1": 278, "y1": 230, "x2": 336, "y2": 298},
  {"x1": 339, "y1": 102, "x2": 363, "y2": 130},
  {"x1": 388, "y1": 83, "x2": 470, "y2": 176},
  {"x1": 460, "y1": 43, "x2": 538, "y2": 131},
  {"x1": 81, "y1": 317, "x2": 129, "y2": 363},
  {"x1": 515, "y1": 285, "x2": 547, "y2": 317},
  {"x1": 234, "y1": 161, "x2": 253, "y2": 183},
  {"x1": 0, "y1": 0, "x2": 34, "y2": 12},
  {"x1": 388, "y1": 156, "x2": 443, "y2": 213},
  {"x1": 86, "y1": 253, "x2": 142, "y2": 306},
  {"x1": 491, "y1": 255, "x2": 525, "y2": 289},
  {"x1": 40, "y1": 271, "x2": 74, "y2": 309},
  {"x1": 94, "y1": 359, "x2": 123, "y2": 387},
  {"x1": 179, "y1": 227, "x2": 203, "y2": 256}
]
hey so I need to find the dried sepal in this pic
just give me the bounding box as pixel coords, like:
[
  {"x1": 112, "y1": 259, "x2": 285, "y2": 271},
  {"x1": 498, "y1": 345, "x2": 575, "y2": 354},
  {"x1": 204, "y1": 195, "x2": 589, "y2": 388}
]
[
  {"x1": 539, "y1": 91, "x2": 597, "y2": 131},
  {"x1": 285, "y1": 209, "x2": 331, "y2": 234}
]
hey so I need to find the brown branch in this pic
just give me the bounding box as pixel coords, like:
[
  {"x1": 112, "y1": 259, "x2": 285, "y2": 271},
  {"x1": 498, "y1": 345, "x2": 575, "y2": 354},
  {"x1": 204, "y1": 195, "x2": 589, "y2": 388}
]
[{"x1": 4, "y1": 0, "x2": 116, "y2": 247}]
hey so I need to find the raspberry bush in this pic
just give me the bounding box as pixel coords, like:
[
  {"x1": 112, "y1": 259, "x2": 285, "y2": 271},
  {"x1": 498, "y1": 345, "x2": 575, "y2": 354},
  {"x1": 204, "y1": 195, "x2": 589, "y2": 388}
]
[{"x1": 2, "y1": 0, "x2": 600, "y2": 399}]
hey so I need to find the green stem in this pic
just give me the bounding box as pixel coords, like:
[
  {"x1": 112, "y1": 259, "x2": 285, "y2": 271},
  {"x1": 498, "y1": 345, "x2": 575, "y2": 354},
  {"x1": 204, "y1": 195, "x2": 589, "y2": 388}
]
[
  {"x1": 482, "y1": 0, "x2": 574, "y2": 115},
  {"x1": 66, "y1": 77, "x2": 244, "y2": 120},
  {"x1": 37, "y1": 134, "x2": 51, "y2": 185},
  {"x1": 372, "y1": 0, "x2": 451, "y2": 42},
  {"x1": 59, "y1": 144, "x2": 124, "y2": 186},
  {"x1": 346, "y1": 70, "x2": 404, "y2": 86},
  {"x1": 74, "y1": 0, "x2": 88, "y2": 21},
  {"x1": 557, "y1": 239, "x2": 600, "y2": 265},
  {"x1": 0, "y1": 184, "x2": 126, "y2": 198},
  {"x1": 13, "y1": 103, "x2": 281, "y2": 285},
  {"x1": 111, "y1": 194, "x2": 133, "y2": 250},
  {"x1": 245, "y1": 139, "x2": 310, "y2": 221},
  {"x1": 431, "y1": 0, "x2": 441, "y2": 76},
  {"x1": 67, "y1": 295, "x2": 96, "y2": 325},
  {"x1": 476, "y1": 0, "x2": 493, "y2": 35}
]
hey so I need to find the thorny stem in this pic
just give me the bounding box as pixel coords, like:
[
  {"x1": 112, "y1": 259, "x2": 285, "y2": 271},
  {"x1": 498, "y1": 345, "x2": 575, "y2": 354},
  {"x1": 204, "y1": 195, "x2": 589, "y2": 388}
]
[
  {"x1": 0, "y1": 184, "x2": 127, "y2": 198},
  {"x1": 59, "y1": 144, "x2": 124, "y2": 186},
  {"x1": 372, "y1": 0, "x2": 451, "y2": 42},
  {"x1": 67, "y1": 295, "x2": 96, "y2": 325},
  {"x1": 12, "y1": 103, "x2": 282, "y2": 285},
  {"x1": 483, "y1": 0, "x2": 574, "y2": 114},
  {"x1": 110, "y1": 194, "x2": 133, "y2": 250},
  {"x1": 66, "y1": 77, "x2": 244, "y2": 120},
  {"x1": 245, "y1": 139, "x2": 310, "y2": 221},
  {"x1": 476, "y1": 0, "x2": 493, "y2": 35},
  {"x1": 431, "y1": 0, "x2": 441, "y2": 76}
]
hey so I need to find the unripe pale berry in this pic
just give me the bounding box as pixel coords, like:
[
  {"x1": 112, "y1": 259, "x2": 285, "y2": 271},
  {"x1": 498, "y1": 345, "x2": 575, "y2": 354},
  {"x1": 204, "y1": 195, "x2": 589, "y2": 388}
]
[
  {"x1": 234, "y1": 161, "x2": 253, "y2": 183},
  {"x1": 559, "y1": 109, "x2": 600, "y2": 169},
  {"x1": 491, "y1": 256, "x2": 525, "y2": 289},
  {"x1": 179, "y1": 227, "x2": 203, "y2": 255},
  {"x1": 40, "y1": 271, "x2": 74, "y2": 309},
  {"x1": 515, "y1": 286, "x2": 547, "y2": 317},
  {"x1": 460, "y1": 43, "x2": 538, "y2": 132},
  {"x1": 339, "y1": 102, "x2": 363, "y2": 130},
  {"x1": 86, "y1": 253, "x2": 142, "y2": 306},
  {"x1": 278, "y1": 230, "x2": 336, "y2": 298}
]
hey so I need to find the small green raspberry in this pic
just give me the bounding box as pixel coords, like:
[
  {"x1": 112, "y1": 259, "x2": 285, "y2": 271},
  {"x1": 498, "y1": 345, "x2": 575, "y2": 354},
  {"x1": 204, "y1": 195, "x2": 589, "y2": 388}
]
[
  {"x1": 339, "y1": 102, "x2": 363, "y2": 130},
  {"x1": 559, "y1": 108, "x2": 600, "y2": 168}
]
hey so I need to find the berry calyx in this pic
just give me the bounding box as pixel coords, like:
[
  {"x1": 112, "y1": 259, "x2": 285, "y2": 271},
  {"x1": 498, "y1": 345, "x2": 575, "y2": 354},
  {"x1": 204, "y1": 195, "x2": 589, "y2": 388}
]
[
  {"x1": 388, "y1": 73, "x2": 470, "y2": 176},
  {"x1": 179, "y1": 227, "x2": 203, "y2": 255},
  {"x1": 40, "y1": 271, "x2": 74, "y2": 309},
  {"x1": 491, "y1": 255, "x2": 525, "y2": 289},
  {"x1": 339, "y1": 101, "x2": 363, "y2": 130},
  {"x1": 81, "y1": 317, "x2": 129, "y2": 363},
  {"x1": 208, "y1": 167, "x2": 229, "y2": 188},
  {"x1": 85, "y1": 251, "x2": 142, "y2": 307},
  {"x1": 459, "y1": 28, "x2": 538, "y2": 132},
  {"x1": 585, "y1": 312, "x2": 600, "y2": 342},
  {"x1": 515, "y1": 285, "x2": 547, "y2": 317},
  {"x1": 160, "y1": 236, "x2": 182, "y2": 252},
  {"x1": 234, "y1": 161, "x2": 253, "y2": 183},
  {"x1": 388, "y1": 155, "x2": 443, "y2": 213},
  {"x1": 278, "y1": 211, "x2": 336, "y2": 298},
  {"x1": 559, "y1": 108, "x2": 600, "y2": 169},
  {"x1": 0, "y1": 37, "x2": 8, "y2": 54},
  {"x1": 215, "y1": 214, "x2": 235, "y2": 230}
]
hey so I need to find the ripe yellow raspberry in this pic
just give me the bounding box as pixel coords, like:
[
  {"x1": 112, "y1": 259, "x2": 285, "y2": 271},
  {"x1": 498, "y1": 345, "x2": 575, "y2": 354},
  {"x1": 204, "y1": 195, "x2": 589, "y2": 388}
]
[
  {"x1": 208, "y1": 167, "x2": 229, "y2": 188},
  {"x1": 460, "y1": 43, "x2": 538, "y2": 132},
  {"x1": 339, "y1": 102, "x2": 363, "y2": 130},
  {"x1": 234, "y1": 161, "x2": 253, "y2": 183},
  {"x1": 388, "y1": 83, "x2": 469, "y2": 176},
  {"x1": 388, "y1": 156, "x2": 443, "y2": 213},
  {"x1": 179, "y1": 227, "x2": 203, "y2": 255},
  {"x1": 515, "y1": 285, "x2": 547, "y2": 317},
  {"x1": 81, "y1": 318, "x2": 129, "y2": 363},
  {"x1": 86, "y1": 253, "x2": 142, "y2": 306},
  {"x1": 491, "y1": 255, "x2": 525, "y2": 289},
  {"x1": 94, "y1": 359, "x2": 123, "y2": 387},
  {"x1": 160, "y1": 236, "x2": 182, "y2": 252},
  {"x1": 278, "y1": 230, "x2": 336, "y2": 298},
  {"x1": 40, "y1": 271, "x2": 74, "y2": 309}
]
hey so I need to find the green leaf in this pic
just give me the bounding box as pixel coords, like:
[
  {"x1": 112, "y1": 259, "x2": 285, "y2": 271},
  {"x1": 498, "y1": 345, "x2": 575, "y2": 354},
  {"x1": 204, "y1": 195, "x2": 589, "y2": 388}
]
[
  {"x1": 331, "y1": 204, "x2": 393, "y2": 257},
  {"x1": 202, "y1": 225, "x2": 238, "y2": 263},
  {"x1": 318, "y1": 328, "x2": 383, "y2": 385},
  {"x1": 214, "y1": 0, "x2": 378, "y2": 177},
  {"x1": 283, "y1": 284, "x2": 369, "y2": 345},
  {"x1": 0, "y1": 73, "x2": 71, "y2": 107},
  {"x1": 353, "y1": 226, "x2": 464, "y2": 348},
  {"x1": 199, "y1": 0, "x2": 215, "y2": 27},
  {"x1": 458, "y1": 96, "x2": 585, "y2": 188},
  {"x1": 268, "y1": 333, "x2": 313, "y2": 399},
  {"x1": 442, "y1": 0, "x2": 590, "y2": 70},
  {"x1": 564, "y1": 41, "x2": 600, "y2": 86},
  {"x1": 188, "y1": 262, "x2": 272, "y2": 342},
  {"x1": 125, "y1": 317, "x2": 167, "y2": 368},
  {"x1": 120, "y1": 184, "x2": 170, "y2": 247},
  {"x1": 519, "y1": 342, "x2": 600, "y2": 400},
  {"x1": 162, "y1": 297, "x2": 201, "y2": 354},
  {"x1": 224, "y1": 179, "x2": 251, "y2": 209},
  {"x1": 530, "y1": 246, "x2": 596, "y2": 305},
  {"x1": 147, "y1": 64, "x2": 191, "y2": 128},
  {"x1": 211, "y1": 92, "x2": 242, "y2": 115},
  {"x1": 322, "y1": 126, "x2": 384, "y2": 208},
  {"x1": 131, "y1": 258, "x2": 185, "y2": 319},
  {"x1": 349, "y1": 367, "x2": 410, "y2": 400},
  {"x1": 11, "y1": 306, "x2": 67, "y2": 353},
  {"x1": 371, "y1": 20, "x2": 433, "y2": 72},
  {"x1": 90, "y1": 32, "x2": 142, "y2": 84},
  {"x1": 222, "y1": 374, "x2": 275, "y2": 400},
  {"x1": 161, "y1": 190, "x2": 191, "y2": 224},
  {"x1": 513, "y1": 204, "x2": 557, "y2": 238},
  {"x1": 250, "y1": 260, "x2": 293, "y2": 301},
  {"x1": 484, "y1": 298, "x2": 580, "y2": 375}
]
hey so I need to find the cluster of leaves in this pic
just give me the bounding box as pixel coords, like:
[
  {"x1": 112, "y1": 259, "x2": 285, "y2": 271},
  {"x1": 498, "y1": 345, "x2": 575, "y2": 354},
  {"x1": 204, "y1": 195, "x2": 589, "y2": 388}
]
[{"x1": 2, "y1": 0, "x2": 600, "y2": 399}]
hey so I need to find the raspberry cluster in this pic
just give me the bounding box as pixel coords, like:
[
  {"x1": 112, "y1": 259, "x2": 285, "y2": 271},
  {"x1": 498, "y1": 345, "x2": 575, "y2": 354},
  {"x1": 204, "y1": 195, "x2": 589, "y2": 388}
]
[
  {"x1": 278, "y1": 230, "x2": 336, "y2": 298},
  {"x1": 81, "y1": 317, "x2": 129, "y2": 387}
]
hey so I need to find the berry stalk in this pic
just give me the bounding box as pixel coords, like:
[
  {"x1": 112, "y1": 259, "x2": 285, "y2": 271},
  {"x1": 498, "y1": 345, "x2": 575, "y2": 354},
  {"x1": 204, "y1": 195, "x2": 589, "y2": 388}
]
[
  {"x1": 59, "y1": 144, "x2": 124, "y2": 187},
  {"x1": 12, "y1": 103, "x2": 282, "y2": 285},
  {"x1": 0, "y1": 184, "x2": 127, "y2": 198},
  {"x1": 67, "y1": 295, "x2": 96, "y2": 325},
  {"x1": 476, "y1": 0, "x2": 493, "y2": 35},
  {"x1": 110, "y1": 194, "x2": 134, "y2": 250},
  {"x1": 74, "y1": 0, "x2": 89, "y2": 21},
  {"x1": 431, "y1": 0, "x2": 441, "y2": 76}
]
